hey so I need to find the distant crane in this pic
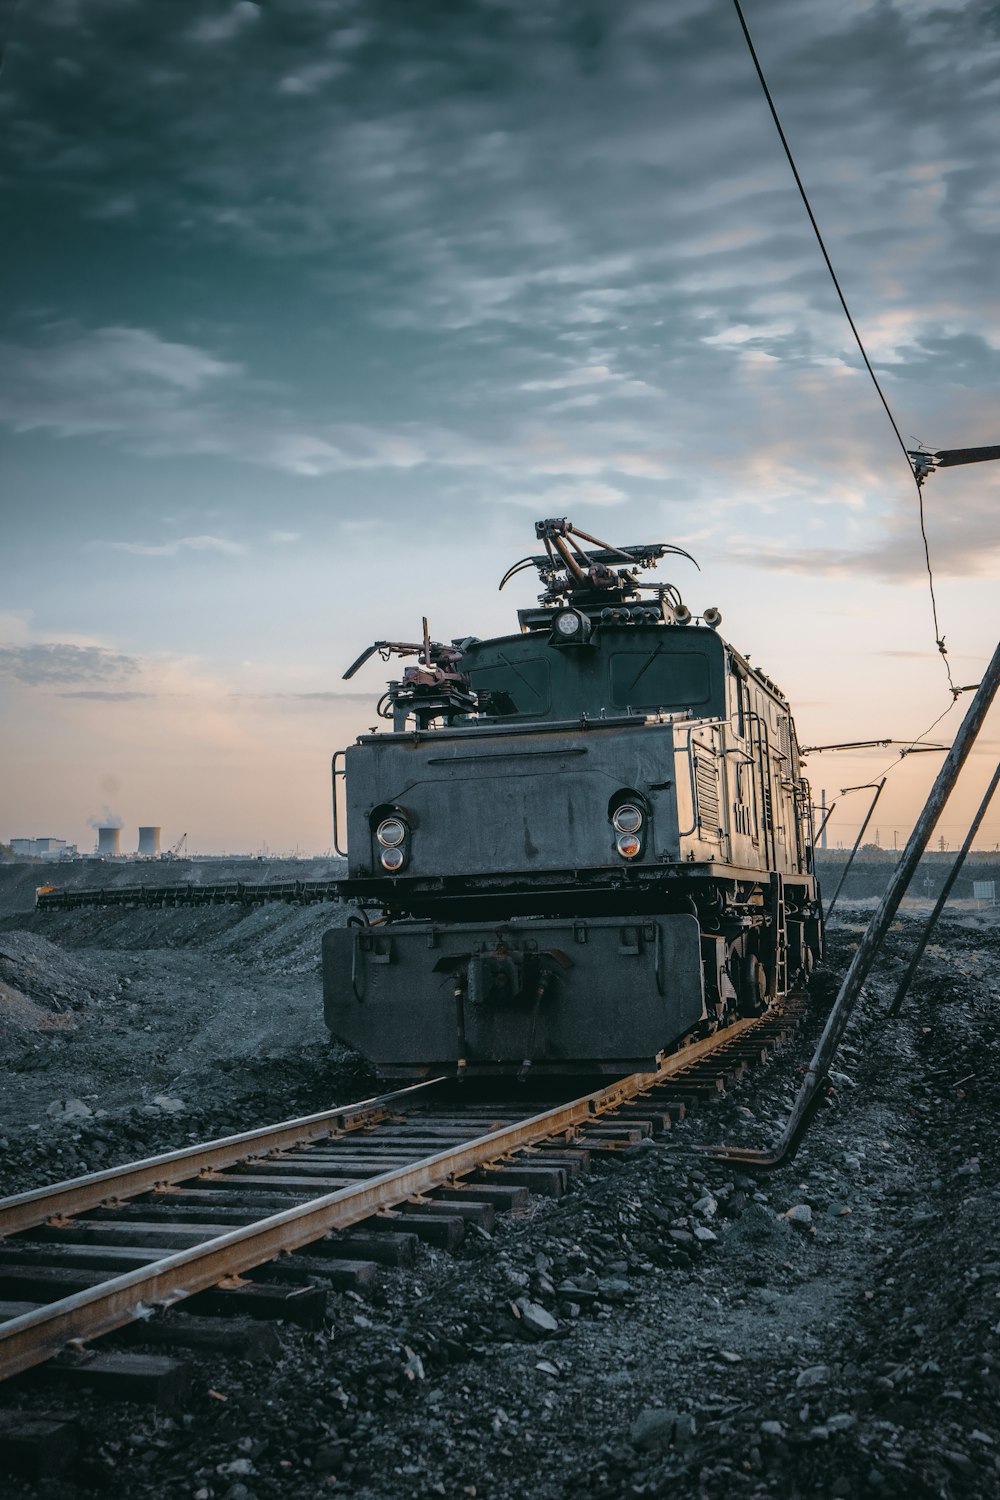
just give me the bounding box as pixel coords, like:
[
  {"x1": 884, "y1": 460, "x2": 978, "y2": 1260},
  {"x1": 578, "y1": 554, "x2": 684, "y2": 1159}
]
[{"x1": 163, "y1": 832, "x2": 188, "y2": 860}]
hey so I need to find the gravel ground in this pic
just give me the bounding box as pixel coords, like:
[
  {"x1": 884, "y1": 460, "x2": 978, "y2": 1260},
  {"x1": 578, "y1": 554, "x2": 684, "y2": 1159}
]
[
  {"x1": 0, "y1": 899, "x2": 998, "y2": 1500},
  {"x1": 0, "y1": 898, "x2": 367, "y2": 1197}
]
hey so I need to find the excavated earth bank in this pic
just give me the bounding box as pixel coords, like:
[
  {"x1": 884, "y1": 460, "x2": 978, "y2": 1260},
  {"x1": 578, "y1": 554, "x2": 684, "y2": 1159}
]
[
  {"x1": 0, "y1": 893, "x2": 365, "y2": 1196},
  {"x1": 0, "y1": 875, "x2": 997, "y2": 1500}
]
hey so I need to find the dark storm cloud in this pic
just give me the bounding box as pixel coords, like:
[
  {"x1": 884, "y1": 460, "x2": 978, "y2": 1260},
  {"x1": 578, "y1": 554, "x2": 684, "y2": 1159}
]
[
  {"x1": 0, "y1": 642, "x2": 140, "y2": 685},
  {"x1": 2, "y1": 1, "x2": 999, "y2": 578},
  {"x1": 8, "y1": 1, "x2": 994, "y2": 349}
]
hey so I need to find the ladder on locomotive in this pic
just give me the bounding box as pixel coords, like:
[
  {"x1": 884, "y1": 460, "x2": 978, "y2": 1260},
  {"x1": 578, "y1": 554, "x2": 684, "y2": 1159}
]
[{"x1": 769, "y1": 872, "x2": 788, "y2": 999}]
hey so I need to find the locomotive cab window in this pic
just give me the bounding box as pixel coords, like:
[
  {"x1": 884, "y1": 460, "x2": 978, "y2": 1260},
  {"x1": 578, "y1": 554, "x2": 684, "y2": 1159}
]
[
  {"x1": 467, "y1": 655, "x2": 551, "y2": 717},
  {"x1": 609, "y1": 645, "x2": 713, "y2": 712}
]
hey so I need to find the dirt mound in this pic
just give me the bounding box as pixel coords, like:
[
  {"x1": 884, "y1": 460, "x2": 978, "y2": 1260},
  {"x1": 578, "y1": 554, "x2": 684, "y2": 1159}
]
[
  {"x1": 0, "y1": 929, "x2": 115, "y2": 1010},
  {"x1": 0, "y1": 981, "x2": 78, "y2": 1047},
  {"x1": 12, "y1": 898, "x2": 341, "y2": 970},
  {"x1": 0, "y1": 930, "x2": 118, "y2": 1059},
  {"x1": 0, "y1": 899, "x2": 361, "y2": 1190}
]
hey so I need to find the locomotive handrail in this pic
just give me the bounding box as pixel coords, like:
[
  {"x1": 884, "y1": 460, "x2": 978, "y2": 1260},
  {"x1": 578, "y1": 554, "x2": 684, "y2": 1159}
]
[
  {"x1": 355, "y1": 713, "x2": 649, "y2": 743},
  {"x1": 351, "y1": 929, "x2": 366, "y2": 1001},
  {"x1": 745, "y1": 711, "x2": 778, "y2": 870},
  {"x1": 331, "y1": 749, "x2": 348, "y2": 857},
  {"x1": 653, "y1": 921, "x2": 666, "y2": 995},
  {"x1": 675, "y1": 724, "x2": 699, "y2": 837},
  {"x1": 717, "y1": 724, "x2": 735, "y2": 865},
  {"x1": 797, "y1": 776, "x2": 815, "y2": 873}
]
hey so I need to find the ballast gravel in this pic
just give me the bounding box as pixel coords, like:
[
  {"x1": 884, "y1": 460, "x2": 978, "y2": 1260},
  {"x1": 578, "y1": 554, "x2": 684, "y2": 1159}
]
[{"x1": 0, "y1": 874, "x2": 997, "y2": 1500}]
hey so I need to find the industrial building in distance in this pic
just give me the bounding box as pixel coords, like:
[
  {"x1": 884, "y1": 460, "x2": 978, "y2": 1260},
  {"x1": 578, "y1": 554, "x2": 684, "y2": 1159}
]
[
  {"x1": 9, "y1": 837, "x2": 77, "y2": 859},
  {"x1": 6, "y1": 826, "x2": 163, "y2": 859}
]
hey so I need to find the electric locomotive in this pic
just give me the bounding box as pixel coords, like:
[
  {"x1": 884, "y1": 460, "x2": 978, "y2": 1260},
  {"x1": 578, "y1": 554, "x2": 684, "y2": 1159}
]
[{"x1": 323, "y1": 518, "x2": 822, "y2": 1079}]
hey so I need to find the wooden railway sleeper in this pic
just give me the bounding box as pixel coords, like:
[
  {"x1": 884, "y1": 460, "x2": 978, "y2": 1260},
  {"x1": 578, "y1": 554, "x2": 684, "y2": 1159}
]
[{"x1": 0, "y1": 1001, "x2": 815, "y2": 1391}]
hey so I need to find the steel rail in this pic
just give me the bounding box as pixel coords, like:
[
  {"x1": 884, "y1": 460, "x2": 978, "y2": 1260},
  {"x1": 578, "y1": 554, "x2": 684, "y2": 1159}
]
[
  {"x1": 0, "y1": 1012, "x2": 776, "y2": 1381},
  {"x1": 0, "y1": 1080, "x2": 443, "y2": 1237}
]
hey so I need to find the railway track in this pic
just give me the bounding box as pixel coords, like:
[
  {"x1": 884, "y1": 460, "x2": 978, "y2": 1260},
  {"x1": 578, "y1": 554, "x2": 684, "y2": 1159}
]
[{"x1": 0, "y1": 997, "x2": 805, "y2": 1402}]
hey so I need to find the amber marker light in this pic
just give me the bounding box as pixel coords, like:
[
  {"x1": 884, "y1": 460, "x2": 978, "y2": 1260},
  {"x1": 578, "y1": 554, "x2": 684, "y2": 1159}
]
[
  {"x1": 616, "y1": 832, "x2": 641, "y2": 859},
  {"x1": 380, "y1": 847, "x2": 405, "y2": 871}
]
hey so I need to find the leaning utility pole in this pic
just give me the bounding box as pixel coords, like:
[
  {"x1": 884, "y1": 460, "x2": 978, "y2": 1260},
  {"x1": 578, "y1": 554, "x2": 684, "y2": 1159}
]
[{"x1": 889, "y1": 760, "x2": 1000, "y2": 1015}]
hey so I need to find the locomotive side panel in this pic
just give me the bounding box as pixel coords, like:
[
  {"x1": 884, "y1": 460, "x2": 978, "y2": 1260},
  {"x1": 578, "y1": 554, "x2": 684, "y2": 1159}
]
[{"x1": 712, "y1": 655, "x2": 814, "y2": 878}]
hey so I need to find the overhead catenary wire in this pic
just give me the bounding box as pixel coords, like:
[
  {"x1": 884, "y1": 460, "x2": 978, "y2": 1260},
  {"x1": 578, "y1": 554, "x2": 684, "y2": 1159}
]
[
  {"x1": 815, "y1": 698, "x2": 959, "y2": 844},
  {"x1": 729, "y1": 0, "x2": 956, "y2": 696},
  {"x1": 869, "y1": 698, "x2": 957, "y2": 784},
  {"x1": 802, "y1": 682, "x2": 958, "y2": 793}
]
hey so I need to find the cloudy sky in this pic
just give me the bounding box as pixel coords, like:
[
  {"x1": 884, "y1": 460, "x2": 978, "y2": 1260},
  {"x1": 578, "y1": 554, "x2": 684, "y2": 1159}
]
[{"x1": 2, "y1": 0, "x2": 999, "y2": 855}]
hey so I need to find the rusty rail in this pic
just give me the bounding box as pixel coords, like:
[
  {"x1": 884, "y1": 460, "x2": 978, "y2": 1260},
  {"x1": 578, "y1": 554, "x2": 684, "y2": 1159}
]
[
  {"x1": 0, "y1": 1006, "x2": 796, "y2": 1383},
  {"x1": 0, "y1": 1081, "x2": 440, "y2": 1237}
]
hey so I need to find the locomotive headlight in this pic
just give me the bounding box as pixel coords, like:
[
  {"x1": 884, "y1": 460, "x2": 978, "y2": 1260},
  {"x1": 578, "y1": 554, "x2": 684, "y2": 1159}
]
[
  {"x1": 376, "y1": 817, "x2": 406, "y2": 848},
  {"x1": 616, "y1": 832, "x2": 641, "y2": 859},
  {"x1": 380, "y1": 846, "x2": 405, "y2": 871},
  {"x1": 550, "y1": 608, "x2": 592, "y2": 647},
  {"x1": 612, "y1": 804, "x2": 643, "y2": 835},
  {"x1": 555, "y1": 609, "x2": 582, "y2": 637}
]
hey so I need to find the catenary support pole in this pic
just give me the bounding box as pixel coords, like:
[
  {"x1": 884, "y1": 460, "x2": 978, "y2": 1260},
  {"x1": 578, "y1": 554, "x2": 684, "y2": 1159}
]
[
  {"x1": 824, "y1": 779, "x2": 886, "y2": 922},
  {"x1": 708, "y1": 640, "x2": 1000, "y2": 1169},
  {"x1": 813, "y1": 796, "x2": 836, "y2": 850},
  {"x1": 889, "y1": 760, "x2": 1000, "y2": 1016}
]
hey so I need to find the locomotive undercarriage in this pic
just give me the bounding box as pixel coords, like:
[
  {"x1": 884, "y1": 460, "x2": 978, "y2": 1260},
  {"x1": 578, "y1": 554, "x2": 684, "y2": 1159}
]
[{"x1": 324, "y1": 868, "x2": 822, "y2": 1080}]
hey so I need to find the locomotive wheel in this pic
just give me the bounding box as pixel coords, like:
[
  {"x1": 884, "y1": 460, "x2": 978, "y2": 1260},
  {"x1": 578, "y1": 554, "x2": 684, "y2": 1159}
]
[{"x1": 741, "y1": 952, "x2": 768, "y2": 1016}]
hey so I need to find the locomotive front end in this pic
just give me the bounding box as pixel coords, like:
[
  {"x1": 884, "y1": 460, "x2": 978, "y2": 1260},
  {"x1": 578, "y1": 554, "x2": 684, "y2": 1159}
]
[
  {"x1": 324, "y1": 713, "x2": 710, "y2": 1077},
  {"x1": 322, "y1": 518, "x2": 821, "y2": 1080}
]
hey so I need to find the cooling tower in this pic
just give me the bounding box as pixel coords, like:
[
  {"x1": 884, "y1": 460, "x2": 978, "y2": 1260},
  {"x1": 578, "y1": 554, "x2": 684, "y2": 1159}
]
[
  {"x1": 97, "y1": 826, "x2": 121, "y2": 857},
  {"x1": 137, "y1": 826, "x2": 161, "y2": 857}
]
